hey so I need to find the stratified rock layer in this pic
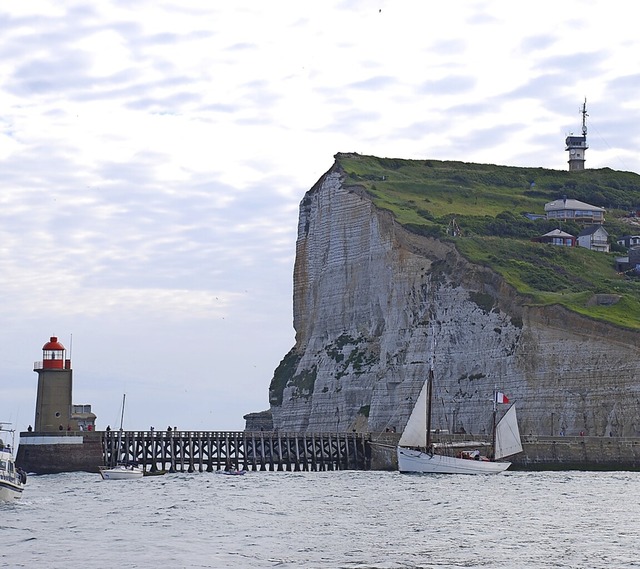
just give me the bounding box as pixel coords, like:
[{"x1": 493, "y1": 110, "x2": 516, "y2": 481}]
[{"x1": 269, "y1": 163, "x2": 640, "y2": 437}]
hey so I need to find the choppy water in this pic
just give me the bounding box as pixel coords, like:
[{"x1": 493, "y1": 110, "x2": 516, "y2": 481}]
[{"x1": 2, "y1": 469, "x2": 639, "y2": 568}]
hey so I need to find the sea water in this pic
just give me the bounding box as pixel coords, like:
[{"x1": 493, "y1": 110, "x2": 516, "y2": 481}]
[{"x1": 2, "y1": 469, "x2": 639, "y2": 568}]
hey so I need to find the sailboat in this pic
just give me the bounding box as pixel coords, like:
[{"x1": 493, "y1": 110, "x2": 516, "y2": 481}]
[
  {"x1": 99, "y1": 394, "x2": 143, "y2": 480},
  {"x1": 397, "y1": 365, "x2": 522, "y2": 475}
]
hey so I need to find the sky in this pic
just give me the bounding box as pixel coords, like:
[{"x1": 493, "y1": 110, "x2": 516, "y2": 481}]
[{"x1": 2, "y1": 1, "x2": 640, "y2": 433}]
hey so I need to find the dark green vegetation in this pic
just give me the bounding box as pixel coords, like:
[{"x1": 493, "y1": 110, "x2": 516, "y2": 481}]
[
  {"x1": 335, "y1": 153, "x2": 640, "y2": 330},
  {"x1": 270, "y1": 334, "x2": 379, "y2": 406},
  {"x1": 269, "y1": 349, "x2": 301, "y2": 406}
]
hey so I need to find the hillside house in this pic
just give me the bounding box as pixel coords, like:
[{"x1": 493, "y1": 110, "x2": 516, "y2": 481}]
[
  {"x1": 544, "y1": 197, "x2": 605, "y2": 224},
  {"x1": 531, "y1": 229, "x2": 576, "y2": 247},
  {"x1": 615, "y1": 246, "x2": 640, "y2": 274},
  {"x1": 617, "y1": 235, "x2": 640, "y2": 249},
  {"x1": 577, "y1": 225, "x2": 610, "y2": 253}
]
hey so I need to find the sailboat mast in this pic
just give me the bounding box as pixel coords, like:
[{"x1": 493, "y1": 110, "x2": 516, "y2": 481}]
[
  {"x1": 426, "y1": 367, "x2": 433, "y2": 449},
  {"x1": 491, "y1": 388, "x2": 497, "y2": 459},
  {"x1": 119, "y1": 394, "x2": 126, "y2": 431}
]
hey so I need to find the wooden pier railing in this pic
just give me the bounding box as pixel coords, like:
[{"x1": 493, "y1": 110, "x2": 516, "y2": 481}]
[{"x1": 102, "y1": 430, "x2": 371, "y2": 472}]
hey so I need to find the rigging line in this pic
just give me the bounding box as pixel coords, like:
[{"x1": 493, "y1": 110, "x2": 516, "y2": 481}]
[{"x1": 588, "y1": 119, "x2": 630, "y2": 172}]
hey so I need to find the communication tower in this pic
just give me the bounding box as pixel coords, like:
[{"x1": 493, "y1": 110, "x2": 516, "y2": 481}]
[{"x1": 565, "y1": 99, "x2": 589, "y2": 171}]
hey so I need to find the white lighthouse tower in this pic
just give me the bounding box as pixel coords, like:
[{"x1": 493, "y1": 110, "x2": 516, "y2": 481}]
[{"x1": 565, "y1": 99, "x2": 589, "y2": 171}]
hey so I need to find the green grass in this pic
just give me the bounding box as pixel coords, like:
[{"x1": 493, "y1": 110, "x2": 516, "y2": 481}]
[{"x1": 334, "y1": 153, "x2": 640, "y2": 330}]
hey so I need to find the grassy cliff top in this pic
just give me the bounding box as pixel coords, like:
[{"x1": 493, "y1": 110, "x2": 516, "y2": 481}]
[{"x1": 334, "y1": 153, "x2": 640, "y2": 330}]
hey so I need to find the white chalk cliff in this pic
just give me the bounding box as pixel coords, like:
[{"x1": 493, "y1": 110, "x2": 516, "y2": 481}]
[{"x1": 268, "y1": 160, "x2": 640, "y2": 437}]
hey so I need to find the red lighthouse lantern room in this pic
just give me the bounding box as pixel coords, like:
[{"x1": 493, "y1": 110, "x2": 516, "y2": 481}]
[{"x1": 42, "y1": 336, "x2": 69, "y2": 369}]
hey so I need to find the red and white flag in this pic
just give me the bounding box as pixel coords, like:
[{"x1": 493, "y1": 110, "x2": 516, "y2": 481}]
[{"x1": 495, "y1": 392, "x2": 510, "y2": 404}]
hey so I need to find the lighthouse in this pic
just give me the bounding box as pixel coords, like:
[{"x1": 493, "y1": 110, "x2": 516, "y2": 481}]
[
  {"x1": 565, "y1": 99, "x2": 589, "y2": 171},
  {"x1": 33, "y1": 336, "x2": 73, "y2": 432},
  {"x1": 17, "y1": 336, "x2": 99, "y2": 474}
]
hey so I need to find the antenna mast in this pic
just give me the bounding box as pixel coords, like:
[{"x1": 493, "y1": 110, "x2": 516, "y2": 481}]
[{"x1": 581, "y1": 98, "x2": 588, "y2": 137}]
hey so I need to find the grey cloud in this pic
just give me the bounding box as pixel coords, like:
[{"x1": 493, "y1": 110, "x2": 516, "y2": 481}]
[
  {"x1": 418, "y1": 75, "x2": 476, "y2": 96},
  {"x1": 519, "y1": 34, "x2": 557, "y2": 54},
  {"x1": 98, "y1": 159, "x2": 161, "y2": 186},
  {"x1": 229, "y1": 80, "x2": 284, "y2": 115},
  {"x1": 1, "y1": 140, "x2": 88, "y2": 192},
  {"x1": 2, "y1": 7, "x2": 211, "y2": 107},
  {"x1": 430, "y1": 39, "x2": 466, "y2": 56},
  {"x1": 0, "y1": 141, "x2": 297, "y2": 293},
  {"x1": 334, "y1": 0, "x2": 378, "y2": 12},
  {"x1": 607, "y1": 74, "x2": 640, "y2": 96},
  {"x1": 72, "y1": 74, "x2": 199, "y2": 105},
  {"x1": 235, "y1": 115, "x2": 277, "y2": 126},
  {"x1": 200, "y1": 102, "x2": 244, "y2": 114},
  {"x1": 125, "y1": 91, "x2": 202, "y2": 112},
  {"x1": 533, "y1": 51, "x2": 608, "y2": 75},
  {"x1": 348, "y1": 76, "x2": 398, "y2": 90},
  {"x1": 145, "y1": 32, "x2": 183, "y2": 45},
  {"x1": 127, "y1": 28, "x2": 213, "y2": 49},
  {"x1": 466, "y1": 8, "x2": 499, "y2": 26},
  {"x1": 393, "y1": 117, "x2": 452, "y2": 141},
  {"x1": 445, "y1": 99, "x2": 495, "y2": 118},
  {"x1": 586, "y1": 109, "x2": 640, "y2": 151},
  {"x1": 226, "y1": 42, "x2": 258, "y2": 52},
  {"x1": 321, "y1": 108, "x2": 383, "y2": 134},
  {"x1": 72, "y1": 181, "x2": 296, "y2": 291},
  {"x1": 10, "y1": 50, "x2": 94, "y2": 95},
  {"x1": 65, "y1": 3, "x2": 101, "y2": 20},
  {"x1": 501, "y1": 72, "x2": 565, "y2": 100},
  {"x1": 452, "y1": 122, "x2": 527, "y2": 155},
  {"x1": 0, "y1": 13, "x2": 133, "y2": 59}
]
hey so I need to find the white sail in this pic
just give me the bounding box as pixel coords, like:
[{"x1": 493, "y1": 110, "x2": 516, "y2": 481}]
[
  {"x1": 494, "y1": 405, "x2": 522, "y2": 460},
  {"x1": 398, "y1": 380, "x2": 428, "y2": 448}
]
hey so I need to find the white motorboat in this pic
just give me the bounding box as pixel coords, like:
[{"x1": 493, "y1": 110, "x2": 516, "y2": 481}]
[
  {"x1": 397, "y1": 359, "x2": 522, "y2": 475},
  {"x1": 99, "y1": 463, "x2": 144, "y2": 480},
  {"x1": 0, "y1": 423, "x2": 27, "y2": 501}
]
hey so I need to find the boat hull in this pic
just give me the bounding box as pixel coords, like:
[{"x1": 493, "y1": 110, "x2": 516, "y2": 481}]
[
  {"x1": 0, "y1": 443, "x2": 26, "y2": 501},
  {"x1": 397, "y1": 447, "x2": 511, "y2": 475},
  {"x1": 0, "y1": 479, "x2": 24, "y2": 501},
  {"x1": 99, "y1": 466, "x2": 144, "y2": 480}
]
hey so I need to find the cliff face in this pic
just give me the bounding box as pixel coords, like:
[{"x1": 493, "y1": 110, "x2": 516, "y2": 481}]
[{"x1": 269, "y1": 163, "x2": 640, "y2": 437}]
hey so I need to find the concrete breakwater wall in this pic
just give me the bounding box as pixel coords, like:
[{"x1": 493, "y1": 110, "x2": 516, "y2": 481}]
[
  {"x1": 17, "y1": 431, "x2": 103, "y2": 474},
  {"x1": 17, "y1": 430, "x2": 371, "y2": 474},
  {"x1": 17, "y1": 430, "x2": 640, "y2": 474},
  {"x1": 516, "y1": 435, "x2": 640, "y2": 471}
]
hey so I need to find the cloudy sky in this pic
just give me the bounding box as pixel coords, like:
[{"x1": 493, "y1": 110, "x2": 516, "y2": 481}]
[{"x1": 2, "y1": 1, "x2": 639, "y2": 433}]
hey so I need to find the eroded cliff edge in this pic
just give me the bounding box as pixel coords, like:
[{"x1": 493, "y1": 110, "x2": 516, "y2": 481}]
[{"x1": 268, "y1": 161, "x2": 640, "y2": 437}]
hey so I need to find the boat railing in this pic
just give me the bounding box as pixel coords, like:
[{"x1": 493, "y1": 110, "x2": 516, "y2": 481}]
[{"x1": 434, "y1": 433, "x2": 492, "y2": 444}]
